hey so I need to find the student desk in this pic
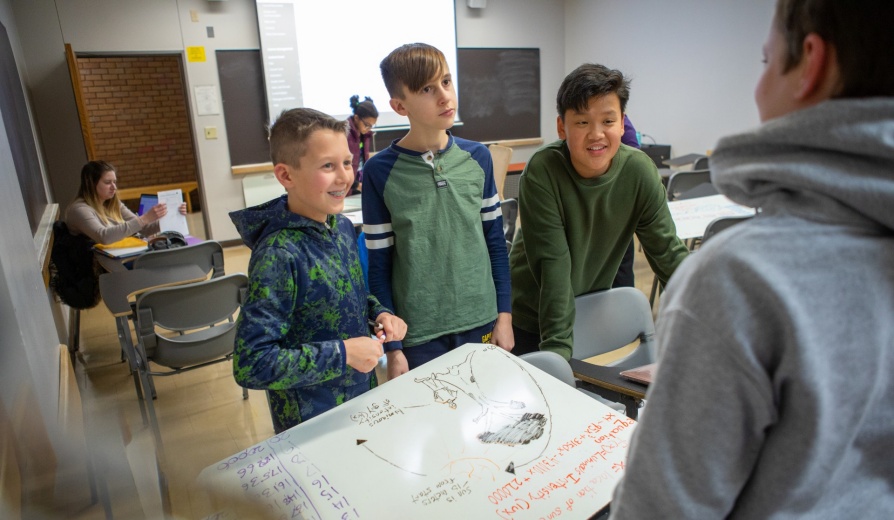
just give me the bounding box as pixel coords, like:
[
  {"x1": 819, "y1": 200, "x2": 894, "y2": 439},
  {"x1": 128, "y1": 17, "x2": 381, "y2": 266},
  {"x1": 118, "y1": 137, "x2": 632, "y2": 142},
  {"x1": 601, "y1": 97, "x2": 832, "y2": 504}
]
[
  {"x1": 570, "y1": 359, "x2": 648, "y2": 420},
  {"x1": 99, "y1": 264, "x2": 207, "y2": 421},
  {"x1": 668, "y1": 194, "x2": 755, "y2": 240},
  {"x1": 200, "y1": 343, "x2": 637, "y2": 519},
  {"x1": 341, "y1": 194, "x2": 363, "y2": 228}
]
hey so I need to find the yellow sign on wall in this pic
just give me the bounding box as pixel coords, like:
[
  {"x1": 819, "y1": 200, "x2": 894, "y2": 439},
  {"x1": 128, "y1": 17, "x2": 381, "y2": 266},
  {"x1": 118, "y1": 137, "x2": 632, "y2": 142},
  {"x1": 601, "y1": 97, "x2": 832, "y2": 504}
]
[{"x1": 186, "y1": 46, "x2": 206, "y2": 62}]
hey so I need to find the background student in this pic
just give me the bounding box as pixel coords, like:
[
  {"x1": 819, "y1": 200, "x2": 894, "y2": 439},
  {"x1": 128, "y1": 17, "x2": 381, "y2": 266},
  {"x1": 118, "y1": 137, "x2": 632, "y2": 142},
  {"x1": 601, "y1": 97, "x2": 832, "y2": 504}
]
[
  {"x1": 509, "y1": 64, "x2": 689, "y2": 359},
  {"x1": 362, "y1": 43, "x2": 513, "y2": 379},
  {"x1": 610, "y1": 0, "x2": 894, "y2": 516},
  {"x1": 229, "y1": 108, "x2": 406, "y2": 433},
  {"x1": 346, "y1": 95, "x2": 378, "y2": 195},
  {"x1": 65, "y1": 159, "x2": 185, "y2": 245}
]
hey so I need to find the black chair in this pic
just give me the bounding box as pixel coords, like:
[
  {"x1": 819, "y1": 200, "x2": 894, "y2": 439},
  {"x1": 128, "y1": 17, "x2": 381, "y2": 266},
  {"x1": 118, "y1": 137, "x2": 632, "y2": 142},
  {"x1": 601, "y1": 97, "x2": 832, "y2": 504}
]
[
  {"x1": 692, "y1": 156, "x2": 710, "y2": 170},
  {"x1": 49, "y1": 221, "x2": 102, "y2": 359},
  {"x1": 666, "y1": 169, "x2": 715, "y2": 201},
  {"x1": 702, "y1": 214, "x2": 753, "y2": 244}
]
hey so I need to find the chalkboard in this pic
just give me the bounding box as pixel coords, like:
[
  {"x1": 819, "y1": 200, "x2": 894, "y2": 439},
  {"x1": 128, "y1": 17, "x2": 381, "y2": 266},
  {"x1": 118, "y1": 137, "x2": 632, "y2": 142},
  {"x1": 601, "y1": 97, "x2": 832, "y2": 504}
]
[
  {"x1": 200, "y1": 343, "x2": 635, "y2": 519},
  {"x1": 452, "y1": 48, "x2": 541, "y2": 144},
  {"x1": 216, "y1": 50, "x2": 270, "y2": 166},
  {"x1": 1, "y1": 20, "x2": 46, "y2": 234}
]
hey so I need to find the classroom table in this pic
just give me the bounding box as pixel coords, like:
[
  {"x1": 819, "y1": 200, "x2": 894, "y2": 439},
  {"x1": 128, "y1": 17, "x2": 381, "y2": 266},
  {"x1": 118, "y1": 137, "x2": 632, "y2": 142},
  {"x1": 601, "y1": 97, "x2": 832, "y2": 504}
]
[
  {"x1": 668, "y1": 193, "x2": 755, "y2": 240},
  {"x1": 200, "y1": 343, "x2": 637, "y2": 519},
  {"x1": 569, "y1": 359, "x2": 648, "y2": 420},
  {"x1": 99, "y1": 264, "x2": 207, "y2": 421},
  {"x1": 341, "y1": 194, "x2": 363, "y2": 227}
]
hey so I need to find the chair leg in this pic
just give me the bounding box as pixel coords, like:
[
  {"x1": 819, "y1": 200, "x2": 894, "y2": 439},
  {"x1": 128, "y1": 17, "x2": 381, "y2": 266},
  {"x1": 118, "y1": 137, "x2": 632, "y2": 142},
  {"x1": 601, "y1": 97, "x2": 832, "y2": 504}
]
[
  {"x1": 146, "y1": 367, "x2": 158, "y2": 400},
  {"x1": 68, "y1": 307, "x2": 81, "y2": 353},
  {"x1": 242, "y1": 387, "x2": 248, "y2": 400}
]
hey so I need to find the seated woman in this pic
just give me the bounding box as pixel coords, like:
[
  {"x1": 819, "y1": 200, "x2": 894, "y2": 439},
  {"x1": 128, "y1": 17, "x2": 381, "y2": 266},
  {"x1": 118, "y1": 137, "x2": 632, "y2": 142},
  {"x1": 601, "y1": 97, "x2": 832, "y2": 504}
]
[
  {"x1": 346, "y1": 95, "x2": 378, "y2": 194},
  {"x1": 65, "y1": 160, "x2": 186, "y2": 244}
]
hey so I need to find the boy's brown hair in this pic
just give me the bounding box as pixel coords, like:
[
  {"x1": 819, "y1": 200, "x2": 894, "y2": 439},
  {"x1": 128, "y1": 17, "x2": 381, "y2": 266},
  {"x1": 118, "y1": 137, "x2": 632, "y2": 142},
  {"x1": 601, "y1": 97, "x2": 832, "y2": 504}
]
[
  {"x1": 379, "y1": 43, "x2": 449, "y2": 99},
  {"x1": 269, "y1": 108, "x2": 346, "y2": 167},
  {"x1": 775, "y1": 0, "x2": 894, "y2": 97}
]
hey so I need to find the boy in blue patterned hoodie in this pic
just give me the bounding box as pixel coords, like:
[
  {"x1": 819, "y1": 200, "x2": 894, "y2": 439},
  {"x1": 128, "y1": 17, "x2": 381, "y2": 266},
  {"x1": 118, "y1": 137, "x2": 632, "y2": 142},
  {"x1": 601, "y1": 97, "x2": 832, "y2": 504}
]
[{"x1": 229, "y1": 108, "x2": 407, "y2": 433}]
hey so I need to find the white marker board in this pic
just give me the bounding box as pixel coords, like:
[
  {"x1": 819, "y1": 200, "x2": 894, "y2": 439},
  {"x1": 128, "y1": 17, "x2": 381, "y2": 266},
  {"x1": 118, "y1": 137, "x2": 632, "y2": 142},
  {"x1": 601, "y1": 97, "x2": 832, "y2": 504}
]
[{"x1": 200, "y1": 343, "x2": 637, "y2": 519}]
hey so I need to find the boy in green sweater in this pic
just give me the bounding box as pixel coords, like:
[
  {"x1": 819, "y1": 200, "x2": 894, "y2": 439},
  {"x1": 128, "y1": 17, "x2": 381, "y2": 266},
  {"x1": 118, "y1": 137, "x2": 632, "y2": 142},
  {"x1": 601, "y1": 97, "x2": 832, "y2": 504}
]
[{"x1": 509, "y1": 64, "x2": 689, "y2": 360}]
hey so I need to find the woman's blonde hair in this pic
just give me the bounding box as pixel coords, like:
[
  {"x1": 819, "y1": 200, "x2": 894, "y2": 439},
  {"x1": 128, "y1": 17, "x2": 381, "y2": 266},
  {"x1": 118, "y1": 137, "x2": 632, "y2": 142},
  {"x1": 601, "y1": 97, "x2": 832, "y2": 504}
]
[{"x1": 77, "y1": 160, "x2": 125, "y2": 225}]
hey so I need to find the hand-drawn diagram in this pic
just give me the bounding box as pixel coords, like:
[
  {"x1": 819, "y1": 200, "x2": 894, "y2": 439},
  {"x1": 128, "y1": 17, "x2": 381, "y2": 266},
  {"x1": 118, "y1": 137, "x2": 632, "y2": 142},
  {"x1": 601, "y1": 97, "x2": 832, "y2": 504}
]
[
  {"x1": 201, "y1": 344, "x2": 637, "y2": 520},
  {"x1": 351, "y1": 347, "x2": 553, "y2": 479}
]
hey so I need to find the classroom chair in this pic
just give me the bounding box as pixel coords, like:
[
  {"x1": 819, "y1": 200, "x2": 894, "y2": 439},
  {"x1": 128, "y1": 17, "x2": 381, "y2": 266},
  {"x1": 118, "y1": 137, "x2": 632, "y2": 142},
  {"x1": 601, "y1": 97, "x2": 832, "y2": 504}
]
[
  {"x1": 572, "y1": 287, "x2": 657, "y2": 370},
  {"x1": 666, "y1": 169, "x2": 715, "y2": 201},
  {"x1": 702, "y1": 214, "x2": 753, "y2": 244},
  {"x1": 132, "y1": 274, "x2": 249, "y2": 452},
  {"x1": 500, "y1": 198, "x2": 519, "y2": 253},
  {"x1": 520, "y1": 351, "x2": 625, "y2": 413},
  {"x1": 132, "y1": 240, "x2": 225, "y2": 279},
  {"x1": 692, "y1": 155, "x2": 710, "y2": 170},
  {"x1": 488, "y1": 143, "x2": 513, "y2": 200}
]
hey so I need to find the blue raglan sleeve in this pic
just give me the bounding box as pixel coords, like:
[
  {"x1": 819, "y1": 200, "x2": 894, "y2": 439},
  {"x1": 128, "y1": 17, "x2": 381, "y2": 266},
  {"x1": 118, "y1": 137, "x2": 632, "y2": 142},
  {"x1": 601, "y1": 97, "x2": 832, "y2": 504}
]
[
  {"x1": 470, "y1": 144, "x2": 512, "y2": 314},
  {"x1": 360, "y1": 153, "x2": 402, "y2": 351},
  {"x1": 233, "y1": 243, "x2": 348, "y2": 389}
]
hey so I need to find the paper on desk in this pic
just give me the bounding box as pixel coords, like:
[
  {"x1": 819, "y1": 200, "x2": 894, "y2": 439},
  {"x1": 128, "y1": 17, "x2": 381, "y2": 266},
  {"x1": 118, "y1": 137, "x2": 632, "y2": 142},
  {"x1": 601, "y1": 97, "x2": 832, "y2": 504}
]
[{"x1": 157, "y1": 189, "x2": 190, "y2": 235}]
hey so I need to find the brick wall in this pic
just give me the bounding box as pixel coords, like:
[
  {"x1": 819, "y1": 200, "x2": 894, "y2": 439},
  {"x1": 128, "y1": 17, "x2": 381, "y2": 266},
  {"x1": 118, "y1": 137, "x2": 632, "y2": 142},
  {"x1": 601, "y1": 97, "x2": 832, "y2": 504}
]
[{"x1": 76, "y1": 55, "x2": 198, "y2": 194}]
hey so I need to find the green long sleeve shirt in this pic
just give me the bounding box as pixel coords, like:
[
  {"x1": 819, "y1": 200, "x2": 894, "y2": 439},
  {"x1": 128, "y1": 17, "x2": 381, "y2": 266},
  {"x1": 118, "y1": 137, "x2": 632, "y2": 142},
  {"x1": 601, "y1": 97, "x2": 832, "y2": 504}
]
[{"x1": 509, "y1": 141, "x2": 689, "y2": 359}]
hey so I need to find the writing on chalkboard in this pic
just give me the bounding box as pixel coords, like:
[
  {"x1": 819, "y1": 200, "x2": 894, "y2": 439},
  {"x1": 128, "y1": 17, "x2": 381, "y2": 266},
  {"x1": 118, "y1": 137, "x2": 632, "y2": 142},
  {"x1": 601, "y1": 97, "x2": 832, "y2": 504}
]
[{"x1": 454, "y1": 48, "x2": 541, "y2": 143}]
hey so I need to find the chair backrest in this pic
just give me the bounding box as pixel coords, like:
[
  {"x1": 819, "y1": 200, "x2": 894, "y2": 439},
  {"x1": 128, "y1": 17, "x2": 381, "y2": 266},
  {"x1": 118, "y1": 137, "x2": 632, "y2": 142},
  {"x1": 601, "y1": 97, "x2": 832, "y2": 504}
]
[
  {"x1": 519, "y1": 351, "x2": 576, "y2": 387},
  {"x1": 135, "y1": 273, "x2": 248, "y2": 367},
  {"x1": 133, "y1": 240, "x2": 225, "y2": 278},
  {"x1": 692, "y1": 156, "x2": 710, "y2": 170},
  {"x1": 666, "y1": 169, "x2": 715, "y2": 201},
  {"x1": 488, "y1": 144, "x2": 513, "y2": 200},
  {"x1": 500, "y1": 198, "x2": 519, "y2": 253},
  {"x1": 702, "y1": 214, "x2": 753, "y2": 244},
  {"x1": 572, "y1": 287, "x2": 656, "y2": 368}
]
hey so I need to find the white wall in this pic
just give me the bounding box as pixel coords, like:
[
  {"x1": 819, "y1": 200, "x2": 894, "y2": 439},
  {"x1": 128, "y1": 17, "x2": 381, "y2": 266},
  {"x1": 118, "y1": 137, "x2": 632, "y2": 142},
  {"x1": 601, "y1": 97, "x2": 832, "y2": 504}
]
[{"x1": 564, "y1": 0, "x2": 775, "y2": 156}]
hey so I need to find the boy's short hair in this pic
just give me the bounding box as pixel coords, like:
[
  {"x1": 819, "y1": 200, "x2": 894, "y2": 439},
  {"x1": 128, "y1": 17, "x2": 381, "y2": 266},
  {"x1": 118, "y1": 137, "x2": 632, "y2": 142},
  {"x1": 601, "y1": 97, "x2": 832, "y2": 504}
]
[
  {"x1": 775, "y1": 0, "x2": 894, "y2": 97},
  {"x1": 556, "y1": 64, "x2": 630, "y2": 120},
  {"x1": 380, "y1": 43, "x2": 448, "y2": 99},
  {"x1": 269, "y1": 108, "x2": 346, "y2": 167}
]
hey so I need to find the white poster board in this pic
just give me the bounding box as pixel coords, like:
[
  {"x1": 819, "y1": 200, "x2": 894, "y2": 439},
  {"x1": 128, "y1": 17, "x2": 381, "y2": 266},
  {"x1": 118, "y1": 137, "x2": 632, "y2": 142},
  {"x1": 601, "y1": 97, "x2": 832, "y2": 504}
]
[{"x1": 200, "y1": 344, "x2": 636, "y2": 519}]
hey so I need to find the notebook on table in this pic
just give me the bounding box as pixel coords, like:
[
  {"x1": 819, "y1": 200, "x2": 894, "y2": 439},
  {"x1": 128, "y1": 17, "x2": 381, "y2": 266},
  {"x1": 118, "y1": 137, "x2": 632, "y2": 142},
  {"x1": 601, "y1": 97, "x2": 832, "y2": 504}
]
[{"x1": 619, "y1": 363, "x2": 657, "y2": 385}]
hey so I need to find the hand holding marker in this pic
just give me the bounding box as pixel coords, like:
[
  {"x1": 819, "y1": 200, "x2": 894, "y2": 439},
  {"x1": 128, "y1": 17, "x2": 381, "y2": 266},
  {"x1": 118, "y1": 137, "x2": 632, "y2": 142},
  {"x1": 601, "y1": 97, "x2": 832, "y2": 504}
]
[{"x1": 368, "y1": 319, "x2": 385, "y2": 340}]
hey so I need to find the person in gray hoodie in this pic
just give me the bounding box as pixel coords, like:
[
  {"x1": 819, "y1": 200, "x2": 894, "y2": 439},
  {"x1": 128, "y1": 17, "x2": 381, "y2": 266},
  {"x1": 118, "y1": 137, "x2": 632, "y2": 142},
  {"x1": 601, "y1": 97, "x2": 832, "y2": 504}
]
[{"x1": 610, "y1": 0, "x2": 894, "y2": 517}]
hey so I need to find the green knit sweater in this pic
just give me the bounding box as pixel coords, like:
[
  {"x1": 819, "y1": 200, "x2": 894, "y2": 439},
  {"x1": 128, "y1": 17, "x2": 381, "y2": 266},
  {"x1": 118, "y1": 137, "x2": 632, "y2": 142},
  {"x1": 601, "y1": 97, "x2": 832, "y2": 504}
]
[{"x1": 509, "y1": 141, "x2": 689, "y2": 359}]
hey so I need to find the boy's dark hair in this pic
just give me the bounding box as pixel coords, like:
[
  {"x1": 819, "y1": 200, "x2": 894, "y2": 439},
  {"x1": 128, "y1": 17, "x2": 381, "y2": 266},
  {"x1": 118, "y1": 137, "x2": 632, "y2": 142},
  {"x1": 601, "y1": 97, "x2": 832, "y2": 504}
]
[
  {"x1": 775, "y1": 0, "x2": 894, "y2": 97},
  {"x1": 380, "y1": 43, "x2": 448, "y2": 99},
  {"x1": 556, "y1": 64, "x2": 630, "y2": 119},
  {"x1": 269, "y1": 108, "x2": 346, "y2": 167},
  {"x1": 350, "y1": 95, "x2": 379, "y2": 119}
]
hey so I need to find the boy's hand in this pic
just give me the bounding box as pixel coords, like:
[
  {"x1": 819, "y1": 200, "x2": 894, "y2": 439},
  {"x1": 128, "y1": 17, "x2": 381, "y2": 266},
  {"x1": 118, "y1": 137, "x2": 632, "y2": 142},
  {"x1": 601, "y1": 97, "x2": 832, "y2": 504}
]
[
  {"x1": 374, "y1": 312, "x2": 407, "y2": 343},
  {"x1": 386, "y1": 350, "x2": 409, "y2": 380},
  {"x1": 344, "y1": 337, "x2": 384, "y2": 373},
  {"x1": 490, "y1": 312, "x2": 514, "y2": 352}
]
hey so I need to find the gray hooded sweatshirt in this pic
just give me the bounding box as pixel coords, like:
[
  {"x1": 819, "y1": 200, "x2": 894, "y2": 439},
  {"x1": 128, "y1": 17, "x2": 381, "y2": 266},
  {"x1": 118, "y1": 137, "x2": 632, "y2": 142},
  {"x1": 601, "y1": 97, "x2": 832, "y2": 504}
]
[{"x1": 611, "y1": 98, "x2": 894, "y2": 519}]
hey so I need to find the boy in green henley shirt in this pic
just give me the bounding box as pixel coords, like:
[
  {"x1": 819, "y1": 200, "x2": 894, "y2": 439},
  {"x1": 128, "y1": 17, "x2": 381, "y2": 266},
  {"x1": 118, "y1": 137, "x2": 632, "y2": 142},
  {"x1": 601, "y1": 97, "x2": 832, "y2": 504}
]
[
  {"x1": 509, "y1": 64, "x2": 689, "y2": 360},
  {"x1": 362, "y1": 43, "x2": 514, "y2": 379}
]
